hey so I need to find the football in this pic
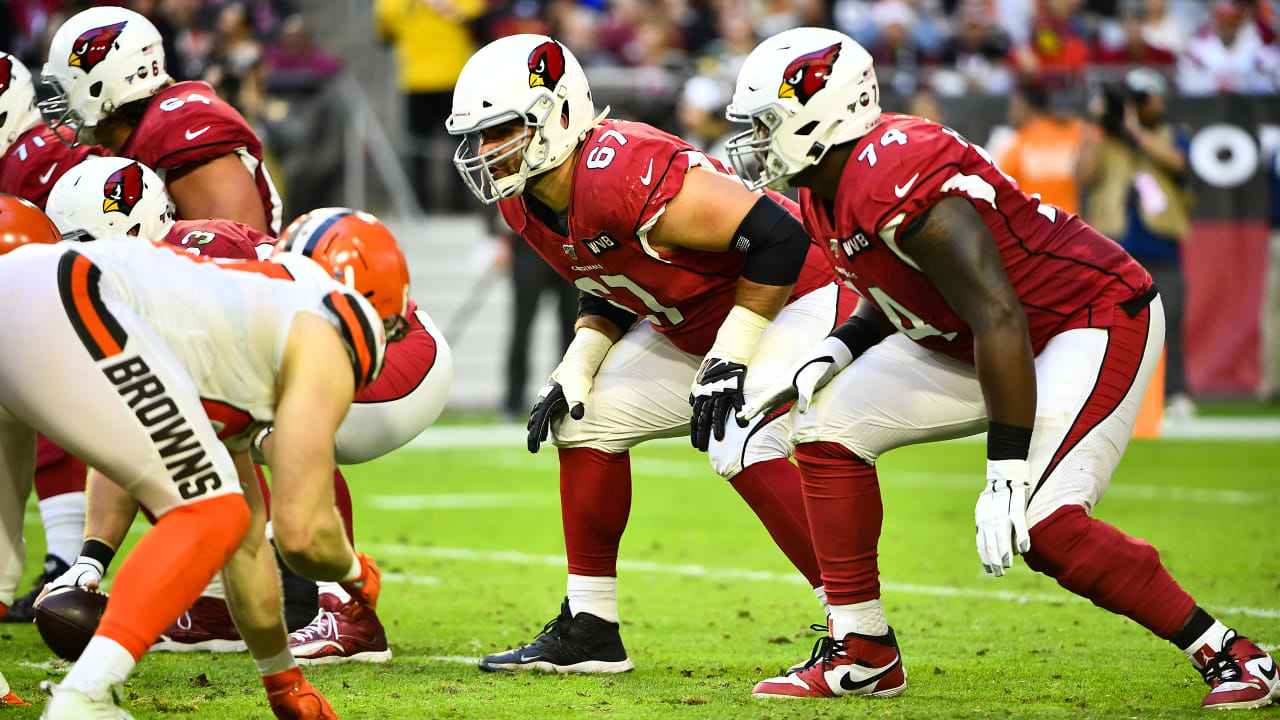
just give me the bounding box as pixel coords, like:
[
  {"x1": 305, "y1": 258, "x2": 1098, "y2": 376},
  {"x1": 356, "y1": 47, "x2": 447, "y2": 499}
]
[{"x1": 34, "y1": 587, "x2": 108, "y2": 661}]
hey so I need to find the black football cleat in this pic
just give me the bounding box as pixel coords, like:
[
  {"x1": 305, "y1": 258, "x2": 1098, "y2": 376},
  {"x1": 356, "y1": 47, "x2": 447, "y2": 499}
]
[
  {"x1": 2, "y1": 554, "x2": 69, "y2": 623},
  {"x1": 478, "y1": 597, "x2": 634, "y2": 674}
]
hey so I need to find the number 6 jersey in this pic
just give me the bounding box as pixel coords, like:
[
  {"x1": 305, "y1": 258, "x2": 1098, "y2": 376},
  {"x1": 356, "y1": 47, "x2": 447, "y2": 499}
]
[
  {"x1": 800, "y1": 114, "x2": 1153, "y2": 364},
  {"x1": 498, "y1": 119, "x2": 834, "y2": 357}
]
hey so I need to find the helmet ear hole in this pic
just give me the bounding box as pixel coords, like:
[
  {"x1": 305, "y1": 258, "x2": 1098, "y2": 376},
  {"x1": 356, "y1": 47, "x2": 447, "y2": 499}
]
[
  {"x1": 89, "y1": 81, "x2": 103, "y2": 97},
  {"x1": 560, "y1": 104, "x2": 570, "y2": 129}
]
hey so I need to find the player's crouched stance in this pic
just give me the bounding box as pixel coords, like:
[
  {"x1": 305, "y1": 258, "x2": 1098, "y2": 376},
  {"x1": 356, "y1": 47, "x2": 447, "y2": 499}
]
[
  {"x1": 0, "y1": 192, "x2": 406, "y2": 718},
  {"x1": 728, "y1": 29, "x2": 1277, "y2": 710}
]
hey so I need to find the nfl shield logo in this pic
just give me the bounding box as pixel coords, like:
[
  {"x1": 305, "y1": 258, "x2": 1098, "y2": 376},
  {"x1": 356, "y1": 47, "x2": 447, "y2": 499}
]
[{"x1": 562, "y1": 243, "x2": 577, "y2": 261}]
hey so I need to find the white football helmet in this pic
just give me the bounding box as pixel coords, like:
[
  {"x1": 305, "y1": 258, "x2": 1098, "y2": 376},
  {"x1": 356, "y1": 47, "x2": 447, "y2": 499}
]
[
  {"x1": 39, "y1": 6, "x2": 170, "y2": 146},
  {"x1": 447, "y1": 35, "x2": 602, "y2": 204},
  {"x1": 726, "y1": 27, "x2": 881, "y2": 191},
  {"x1": 0, "y1": 53, "x2": 42, "y2": 154},
  {"x1": 46, "y1": 156, "x2": 175, "y2": 240}
]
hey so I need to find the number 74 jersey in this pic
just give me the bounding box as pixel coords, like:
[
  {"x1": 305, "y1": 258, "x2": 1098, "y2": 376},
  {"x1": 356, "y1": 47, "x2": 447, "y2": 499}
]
[
  {"x1": 498, "y1": 119, "x2": 834, "y2": 357},
  {"x1": 800, "y1": 114, "x2": 1153, "y2": 364}
]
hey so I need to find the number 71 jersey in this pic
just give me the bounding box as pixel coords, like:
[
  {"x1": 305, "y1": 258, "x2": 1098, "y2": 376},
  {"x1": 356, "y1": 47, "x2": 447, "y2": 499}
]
[
  {"x1": 800, "y1": 114, "x2": 1152, "y2": 364},
  {"x1": 498, "y1": 119, "x2": 833, "y2": 356}
]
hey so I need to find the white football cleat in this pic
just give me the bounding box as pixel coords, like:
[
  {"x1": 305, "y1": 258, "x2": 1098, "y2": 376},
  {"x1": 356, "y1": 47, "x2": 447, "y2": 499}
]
[{"x1": 40, "y1": 682, "x2": 135, "y2": 719}]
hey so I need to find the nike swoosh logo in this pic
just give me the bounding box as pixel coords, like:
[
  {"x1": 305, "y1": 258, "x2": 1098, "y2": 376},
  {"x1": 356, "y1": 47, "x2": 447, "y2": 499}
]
[
  {"x1": 639, "y1": 160, "x2": 653, "y2": 186},
  {"x1": 519, "y1": 654, "x2": 540, "y2": 663},
  {"x1": 38, "y1": 163, "x2": 58, "y2": 185},
  {"x1": 838, "y1": 658, "x2": 900, "y2": 692},
  {"x1": 1258, "y1": 660, "x2": 1277, "y2": 681},
  {"x1": 894, "y1": 173, "x2": 919, "y2": 198},
  {"x1": 186, "y1": 126, "x2": 211, "y2": 140}
]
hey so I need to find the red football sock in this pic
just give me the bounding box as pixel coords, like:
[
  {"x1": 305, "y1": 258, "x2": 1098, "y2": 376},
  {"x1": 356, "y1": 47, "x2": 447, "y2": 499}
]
[
  {"x1": 794, "y1": 442, "x2": 882, "y2": 605},
  {"x1": 33, "y1": 436, "x2": 86, "y2": 499},
  {"x1": 730, "y1": 458, "x2": 822, "y2": 588},
  {"x1": 559, "y1": 448, "x2": 631, "y2": 577},
  {"x1": 1023, "y1": 504, "x2": 1197, "y2": 640},
  {"x1": 96, "y1": 494, "x2": 250, "y2": 660},
  {"x1": 333, "y1": 468, "x2": 354, "y2": 545}
]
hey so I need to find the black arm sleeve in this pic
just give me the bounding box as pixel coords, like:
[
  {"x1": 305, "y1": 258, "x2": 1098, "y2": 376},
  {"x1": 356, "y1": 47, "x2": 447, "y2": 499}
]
[
  {"x1": 735, "y1": 195, "x2": 811, "y2": 287},
  {"x1": 577, "y1": 290, "x2": 639, "y2": 333}
]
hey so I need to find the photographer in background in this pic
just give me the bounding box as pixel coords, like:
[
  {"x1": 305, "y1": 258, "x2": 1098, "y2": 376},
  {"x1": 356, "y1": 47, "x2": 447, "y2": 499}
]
[{"x1": 1080, "y1": 68, "x2": 1195, "y2": 418}]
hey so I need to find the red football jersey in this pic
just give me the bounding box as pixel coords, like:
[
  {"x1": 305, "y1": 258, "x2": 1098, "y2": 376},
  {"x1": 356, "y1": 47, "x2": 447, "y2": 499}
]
[
  {"x1": 163, "y1": 218, "x2": 273, "y2": 260},
  {"x1": 0, "y1": 124, "x2": 102, "y2": 209},
  {"x1": 120, "y1": 81, "x2": 281, "y2": 236},
  {"x1": 800, "y1": 114, "x2": 1152, "y2": 364},
  {"x1": 499, "y1": 120, "x2": 834, "y2": 357}
]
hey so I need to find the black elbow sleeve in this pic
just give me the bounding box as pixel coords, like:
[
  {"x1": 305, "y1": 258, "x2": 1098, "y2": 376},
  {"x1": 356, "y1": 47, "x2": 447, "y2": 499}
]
[
  {"x1": 577, "y1": 290, "x2": 639, "y2": 333},
  {"x1": 735, "y1": 196, "x2": 811, "y2": 287}
]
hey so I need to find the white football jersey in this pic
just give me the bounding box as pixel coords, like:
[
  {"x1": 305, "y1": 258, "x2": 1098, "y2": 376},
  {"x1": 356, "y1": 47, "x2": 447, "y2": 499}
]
[{"x1": 64, "y1": 238, "x2": 385, "y2": 449}]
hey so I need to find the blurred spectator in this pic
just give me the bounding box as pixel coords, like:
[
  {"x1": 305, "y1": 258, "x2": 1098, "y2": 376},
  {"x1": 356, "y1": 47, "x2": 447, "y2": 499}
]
[
  {"x1": 906, "y1": 88, "x2": 945, "y2": 123},
  {"x1": 1141, "y1": 0, "x2": 1192, "y2": 53},
  {"x1": 265, "y1": 13, "x2": 341, "y2": 90},
  {"x1": 1177, "y1": 0, "x2": 1280, "y2": 95},
  {"x1": 374, "y1": 0, "x2": 486, "y2": 212},
  {"x1": 995, "y1": 83, "x2": 1086, "y2": 214},
  {"x1": 676, "y1": 73, "x2": 733, "y2": 161},
  {"x1": 1015, "y1": 0, "x2": 1092, "y2": 80},
  {"x1": 934, "y1": 2, "x2": 1015, "y2": 96},
  {"x1": 1079, "y1": 68, "x2": 1195, "y2": 414},
  {"x1": 205, "y1": 1, "x2": 267, "y2": 116},
  {"x1": 495, "y1": 233, "x2": 577, "y2": 422},
  {"x1": 870, "y1": 0, "x2": 926, "y2": 94},
  {"x1": 260, "y1": 13, "x2": 345, "y2": 220},
  {"x1": 1094, "y1": 4, "x2": 1177, "y2": 65}
]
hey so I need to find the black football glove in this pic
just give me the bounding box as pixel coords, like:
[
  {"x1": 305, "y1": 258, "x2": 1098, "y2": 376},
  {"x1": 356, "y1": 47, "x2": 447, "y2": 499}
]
[
  {"x1": 688, "y1": 357, "x2": 749, "y2": 452},
  {"x1": 527, "y1": 380, "x2": 585, "y2": 453}
]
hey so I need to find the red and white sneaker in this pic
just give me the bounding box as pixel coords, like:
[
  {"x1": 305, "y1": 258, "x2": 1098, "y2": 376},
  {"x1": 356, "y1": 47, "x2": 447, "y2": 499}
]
[
  {"x1": 753, "y1": 626, "x2": 906, "y2": 699},
  {"x1": 1198, "y1": 631, "x2": 1280, "y2": 710},
  {"x1": 289, "y1": 593, "x2": 392, "y2": 665},
  {"x1": 152, "y1": 596, "x2": 247, "y2": 653}
]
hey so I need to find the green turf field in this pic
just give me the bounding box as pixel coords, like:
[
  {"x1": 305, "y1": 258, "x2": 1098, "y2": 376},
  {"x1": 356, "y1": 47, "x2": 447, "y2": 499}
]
[{"x1": 4, "y1": 435, "x2": 1278, "y2": 719}]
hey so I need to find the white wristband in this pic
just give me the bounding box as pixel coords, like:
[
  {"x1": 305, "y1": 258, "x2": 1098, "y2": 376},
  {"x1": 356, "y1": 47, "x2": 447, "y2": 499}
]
[
  {"x1": 986, "y1": 458, "x2": 1031, "y2": 487},
  {"x1": 707, "y1": 305, "x2": 771, "y2": 365}
]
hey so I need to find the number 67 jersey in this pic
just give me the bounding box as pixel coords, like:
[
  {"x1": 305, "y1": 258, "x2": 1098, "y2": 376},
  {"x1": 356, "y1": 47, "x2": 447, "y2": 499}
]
[
  {"x1": 498, "y1": 119, "x2": 834, "y2": 357},
  {"x1": 800, "y1": 114, "x2": 1153, "y2": 364}
]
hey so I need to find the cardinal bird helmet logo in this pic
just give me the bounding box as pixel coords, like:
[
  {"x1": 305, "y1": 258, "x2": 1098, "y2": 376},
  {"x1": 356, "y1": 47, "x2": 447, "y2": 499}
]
[
  {"x1": 779, "y1": 43, "x2": 842, "y2": 105},
  {"x1": 103, "y1": 162, "x2": 144, "y2": 216},
  {"x1": 0, "y1": 56, "x2": 13, "y2": 99},
  {"x1": 528, "y1": 40, "x2": 566, "y2": 89},
  {"x1": 69, "y1": 21, "x2": 128, "y2": 73}
]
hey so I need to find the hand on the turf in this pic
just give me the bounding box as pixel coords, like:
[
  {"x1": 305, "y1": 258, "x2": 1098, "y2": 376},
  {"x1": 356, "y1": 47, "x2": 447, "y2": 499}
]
[
  {"x1": 36, "y1": 556, "x2": 105, "y2": 606},
  {"x1": 974, "y1": 459, "x2": 1032, "y2": 576},
  {"x1": 738, "y1": 336, "x2": 854, "y2": 422},
  {"x1": 689, "y1": 357, "x2": 748, "y2": 451}
]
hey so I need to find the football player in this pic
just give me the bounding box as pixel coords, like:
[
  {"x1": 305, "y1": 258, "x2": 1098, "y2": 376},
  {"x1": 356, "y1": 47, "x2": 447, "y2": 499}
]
[
  {"x1": 0, "y1": 193, "x2": 407, "y2": 718},
  {"x1": 38, "y1": 10, "x2": 377, "y2": 651},
  {"x1": 731, "y1": 28, "x2": 1278, "y2": 709},
  {"x1": 448, "y1": 35, "x2": 852, "y2": 672},
  {"x1": 0, "y1": 51, "x2": 108, "y2": 624},
  {"x1": 43, "y1": 157, "x2": 453, "y2": 665}
]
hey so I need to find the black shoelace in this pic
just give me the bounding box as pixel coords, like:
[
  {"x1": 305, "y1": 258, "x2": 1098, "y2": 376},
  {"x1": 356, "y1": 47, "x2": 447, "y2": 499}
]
[
  {"x1": 1202, "y1": 631, "x2": 1244, "y2": 685},
  {"x1": 798, "y1": 623, "x2": 849, "y2": 673},
  {"x1": 533, "y1": 610, "x2": 570, "y2": 641}
]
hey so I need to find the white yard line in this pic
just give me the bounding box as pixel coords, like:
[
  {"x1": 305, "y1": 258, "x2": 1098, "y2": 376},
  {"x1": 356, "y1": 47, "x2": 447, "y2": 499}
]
[{"x1": 365, "y1": 543, "x2": 1280, "y2": 621}]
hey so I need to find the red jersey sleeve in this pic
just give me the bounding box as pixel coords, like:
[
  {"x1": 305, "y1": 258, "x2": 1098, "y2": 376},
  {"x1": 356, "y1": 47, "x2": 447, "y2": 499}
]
[
  {"x1": 123, "y1": 81, "x2": 262, "y2": 173},
  {"x1": 572, "y1": 121, "x2": 713, "y2": 241},
  {"x1": 843, "y1": 116, "x2": 983, "y2": 242},
  {"x1": 163, "y1": 219, "x2": 267, "y2": 260}
]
